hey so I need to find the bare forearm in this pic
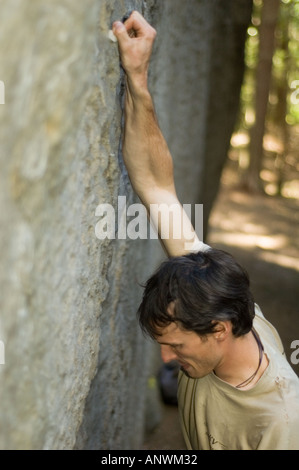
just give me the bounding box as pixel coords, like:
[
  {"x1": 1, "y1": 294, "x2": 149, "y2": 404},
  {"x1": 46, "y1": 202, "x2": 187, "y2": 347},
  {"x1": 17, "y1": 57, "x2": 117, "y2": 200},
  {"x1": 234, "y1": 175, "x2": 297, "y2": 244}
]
[
  {"x1": 123, "y1": 79, "x2": 175, "y2": 203},
  {"x1": 123, "y1": 80, "x2": 203, "y2": 257}
]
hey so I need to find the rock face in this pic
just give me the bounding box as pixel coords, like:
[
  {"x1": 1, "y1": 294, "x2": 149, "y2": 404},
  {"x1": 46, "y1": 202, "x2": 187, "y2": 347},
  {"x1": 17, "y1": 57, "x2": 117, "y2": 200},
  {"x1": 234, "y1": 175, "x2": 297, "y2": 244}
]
[{"x1": 0, "y1": 0, "x2": 252, "y2": 450}]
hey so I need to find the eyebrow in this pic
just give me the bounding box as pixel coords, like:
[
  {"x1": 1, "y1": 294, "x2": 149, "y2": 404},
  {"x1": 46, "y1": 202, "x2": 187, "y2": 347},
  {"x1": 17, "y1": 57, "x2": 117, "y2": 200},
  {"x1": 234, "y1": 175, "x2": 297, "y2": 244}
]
[{"x1": 156, "y1": 341, "x2": 181, "y2": 347}]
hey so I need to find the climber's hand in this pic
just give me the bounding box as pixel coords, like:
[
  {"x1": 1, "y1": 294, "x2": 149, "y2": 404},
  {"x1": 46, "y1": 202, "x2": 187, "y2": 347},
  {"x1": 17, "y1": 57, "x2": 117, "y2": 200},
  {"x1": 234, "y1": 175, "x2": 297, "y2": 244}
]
[{"x1": 112, "y1": 11, "x2": 156, "y2": 91}]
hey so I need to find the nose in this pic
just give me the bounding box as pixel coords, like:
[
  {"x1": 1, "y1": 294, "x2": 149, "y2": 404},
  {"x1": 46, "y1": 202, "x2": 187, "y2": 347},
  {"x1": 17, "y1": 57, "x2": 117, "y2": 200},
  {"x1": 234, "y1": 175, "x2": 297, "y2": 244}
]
[{"x1": 160, "y1": 345, "x2": 178, "y2": 364}]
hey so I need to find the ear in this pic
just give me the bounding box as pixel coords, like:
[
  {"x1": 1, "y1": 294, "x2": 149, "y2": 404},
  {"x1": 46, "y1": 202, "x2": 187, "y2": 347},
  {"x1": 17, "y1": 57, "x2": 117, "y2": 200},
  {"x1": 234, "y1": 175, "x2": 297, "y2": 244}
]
[{"x1": 212, "y1": 321, "x2": 231, "y2": 341}]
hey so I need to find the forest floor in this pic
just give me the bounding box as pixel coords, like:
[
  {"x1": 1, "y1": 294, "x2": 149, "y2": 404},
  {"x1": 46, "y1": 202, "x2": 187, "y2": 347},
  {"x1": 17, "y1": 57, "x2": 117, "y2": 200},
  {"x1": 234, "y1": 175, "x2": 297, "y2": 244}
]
[{"x1": 141, "y1": 154, "x2": 299, "y2": 450}]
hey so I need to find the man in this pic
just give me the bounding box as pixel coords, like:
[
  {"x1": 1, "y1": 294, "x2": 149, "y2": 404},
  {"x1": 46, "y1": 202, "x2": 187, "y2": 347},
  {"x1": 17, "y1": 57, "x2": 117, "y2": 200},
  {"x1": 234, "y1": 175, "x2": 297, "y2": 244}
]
[{"x1": 112, "y1": 12, "x2": 299, "y2": 450}]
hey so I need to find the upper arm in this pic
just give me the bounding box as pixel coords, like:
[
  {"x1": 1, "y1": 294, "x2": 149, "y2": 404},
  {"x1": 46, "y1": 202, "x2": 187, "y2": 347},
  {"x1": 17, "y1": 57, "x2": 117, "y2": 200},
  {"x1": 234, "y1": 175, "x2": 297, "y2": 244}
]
[
  {"x1": 140, "y1": 187, "x2": 210, "y2": 257},
  {"x1": 256, "y1": 417, "x2": 299, "y2": 450}
]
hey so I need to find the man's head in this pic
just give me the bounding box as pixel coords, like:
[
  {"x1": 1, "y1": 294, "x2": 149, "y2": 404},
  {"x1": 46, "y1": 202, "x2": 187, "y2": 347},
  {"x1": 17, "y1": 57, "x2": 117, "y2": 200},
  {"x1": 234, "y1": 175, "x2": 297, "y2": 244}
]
[{"x1": 137, "y1": 249, "x2": 255, "y2": 378}]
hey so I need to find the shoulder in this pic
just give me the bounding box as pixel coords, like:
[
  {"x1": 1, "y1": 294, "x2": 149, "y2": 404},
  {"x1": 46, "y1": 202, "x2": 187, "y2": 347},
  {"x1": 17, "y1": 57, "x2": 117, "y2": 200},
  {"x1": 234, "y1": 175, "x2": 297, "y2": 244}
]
[
  {"x1": 254, "y1": 304, "x2": 285, "y2": 355},
  {"x1": 254, "y1": 304, "x2": 299, "y2": 392}
]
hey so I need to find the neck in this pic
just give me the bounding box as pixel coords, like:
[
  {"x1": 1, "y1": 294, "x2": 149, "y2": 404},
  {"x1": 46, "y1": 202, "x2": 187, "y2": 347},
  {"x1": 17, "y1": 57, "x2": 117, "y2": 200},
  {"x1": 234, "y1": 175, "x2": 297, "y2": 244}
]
[{"x1": 213, "y1": 330, "x2": 268, "y2": 390}]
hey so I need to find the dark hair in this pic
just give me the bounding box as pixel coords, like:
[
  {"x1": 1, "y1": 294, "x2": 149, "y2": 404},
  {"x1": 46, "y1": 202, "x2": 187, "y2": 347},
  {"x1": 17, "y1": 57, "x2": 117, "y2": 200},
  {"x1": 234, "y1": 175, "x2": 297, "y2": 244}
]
[{"x1": 137, "y1": 248, "x2": 255, "y2": 339}]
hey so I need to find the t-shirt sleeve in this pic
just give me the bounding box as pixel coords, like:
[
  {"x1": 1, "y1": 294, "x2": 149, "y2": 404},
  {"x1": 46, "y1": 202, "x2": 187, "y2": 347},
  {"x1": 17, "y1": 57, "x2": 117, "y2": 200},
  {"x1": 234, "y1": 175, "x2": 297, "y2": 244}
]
[
  {"x1": 256, "y1": 416, "x2": 299, "y2": 450},
  {"x1": 185, "y1": 238, "x2": 211, "y2": 253}
]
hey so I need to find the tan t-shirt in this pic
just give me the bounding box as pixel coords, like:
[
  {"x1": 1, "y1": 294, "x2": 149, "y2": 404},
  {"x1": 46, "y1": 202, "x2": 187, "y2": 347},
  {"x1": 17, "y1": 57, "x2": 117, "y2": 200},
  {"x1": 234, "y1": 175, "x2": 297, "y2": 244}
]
[{"x1": 177, "y1": 304, "x2": 299, "y2": 450}]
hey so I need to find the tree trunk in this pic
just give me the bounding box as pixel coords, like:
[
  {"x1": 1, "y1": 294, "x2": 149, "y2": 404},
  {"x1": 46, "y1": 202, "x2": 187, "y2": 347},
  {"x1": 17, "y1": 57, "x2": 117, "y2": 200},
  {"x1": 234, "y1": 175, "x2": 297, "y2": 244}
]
[
  {"x1": 274, "y1": 2, "x2": 291, "y2": 196},
  {"x1": 247, "y1": 0, "x2": 281, "y2": 192},
  {"x1": 197, "y1": 0, "x2": 253, "y2": 239}
]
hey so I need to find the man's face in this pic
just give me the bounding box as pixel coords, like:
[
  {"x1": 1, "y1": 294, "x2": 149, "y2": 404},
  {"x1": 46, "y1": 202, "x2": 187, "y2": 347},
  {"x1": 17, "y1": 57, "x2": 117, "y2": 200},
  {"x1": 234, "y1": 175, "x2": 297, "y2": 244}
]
[{"x1": 155, "y1": 321, "x2": 222, "y2": 379}]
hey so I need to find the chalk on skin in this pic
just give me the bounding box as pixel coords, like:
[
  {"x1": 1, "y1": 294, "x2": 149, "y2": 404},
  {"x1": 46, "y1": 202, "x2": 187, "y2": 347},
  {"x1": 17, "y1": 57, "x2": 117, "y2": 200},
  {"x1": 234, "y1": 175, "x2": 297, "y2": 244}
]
[
  {"x1": 108, "y1": 29, "x2": 117, "y2": 42},
  {"x1": 109, "y1": 11, "x2": 133, "y2": 42}
]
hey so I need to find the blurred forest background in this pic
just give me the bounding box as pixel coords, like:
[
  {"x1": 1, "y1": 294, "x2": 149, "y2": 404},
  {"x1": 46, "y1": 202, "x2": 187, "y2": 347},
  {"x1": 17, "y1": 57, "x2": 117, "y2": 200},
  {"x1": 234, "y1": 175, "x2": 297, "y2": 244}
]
[
  {"x1": 210, "y1": 0, "x2": 299, "y2": 346},
  {"x1": 231, "y1": 0, "x2": 299, "y2": 195},
  {"x1": 144, "y1": 0, "x2": 299, "y2": 450},
  {"x1": 208, "y1": 0, "x2": 299, "y2": 379}
]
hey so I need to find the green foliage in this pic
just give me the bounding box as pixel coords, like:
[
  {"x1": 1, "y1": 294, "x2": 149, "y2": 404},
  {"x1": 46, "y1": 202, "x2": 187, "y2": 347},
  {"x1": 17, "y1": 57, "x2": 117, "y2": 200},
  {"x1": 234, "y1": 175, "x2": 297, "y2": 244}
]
[
  {"x1": 240, "y1": 0, "x2": 299, "y2": 127},
  {"x1": 233, "y1": 0, "x2": 299, "y2": 198}
]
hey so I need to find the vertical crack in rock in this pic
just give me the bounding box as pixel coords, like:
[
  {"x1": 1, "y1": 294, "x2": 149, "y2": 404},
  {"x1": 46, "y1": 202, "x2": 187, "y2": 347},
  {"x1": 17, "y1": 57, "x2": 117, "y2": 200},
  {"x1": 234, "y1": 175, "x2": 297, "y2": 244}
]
[{"x1": 116, "y1": 10, "x2": 136, "y2": 203}]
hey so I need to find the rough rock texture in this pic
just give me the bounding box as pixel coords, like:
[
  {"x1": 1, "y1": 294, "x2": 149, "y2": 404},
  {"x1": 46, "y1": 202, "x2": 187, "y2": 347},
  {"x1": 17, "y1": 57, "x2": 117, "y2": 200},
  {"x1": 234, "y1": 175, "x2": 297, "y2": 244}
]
[{"x1": 0, "y1": 0, "x2": 252, "y2": 450}]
